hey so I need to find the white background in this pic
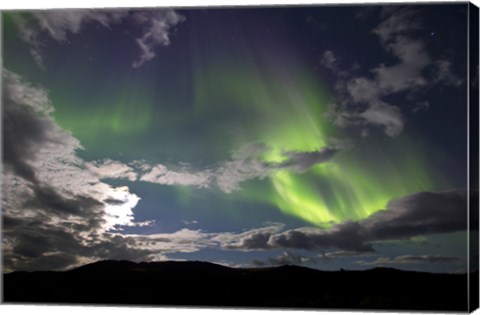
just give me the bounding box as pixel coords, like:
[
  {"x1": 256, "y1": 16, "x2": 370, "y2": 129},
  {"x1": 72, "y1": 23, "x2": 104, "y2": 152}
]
[{"x1": 0, "y1": 0, "x2": 478, "y2": 314}]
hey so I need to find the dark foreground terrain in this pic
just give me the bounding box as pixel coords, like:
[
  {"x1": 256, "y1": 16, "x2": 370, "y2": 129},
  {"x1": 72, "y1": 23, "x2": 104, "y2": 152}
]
[{"x1": 3, "y1": 260, "x2": 475, "y2": 311}]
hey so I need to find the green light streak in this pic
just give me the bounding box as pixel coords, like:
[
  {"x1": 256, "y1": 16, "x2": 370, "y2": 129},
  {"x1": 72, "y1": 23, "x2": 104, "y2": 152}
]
[{"x1": 191, "y1": 47, "x2": 436, "y2": 226}]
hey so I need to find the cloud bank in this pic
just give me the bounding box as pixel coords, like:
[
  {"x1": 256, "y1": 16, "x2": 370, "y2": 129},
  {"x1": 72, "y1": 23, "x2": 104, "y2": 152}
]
[
  {"x1": 2, "y1": 69, "x2": 151, "y2": 271},
  {"x1": 218, "y1": 189, "x2": 474, "y2": 253}
]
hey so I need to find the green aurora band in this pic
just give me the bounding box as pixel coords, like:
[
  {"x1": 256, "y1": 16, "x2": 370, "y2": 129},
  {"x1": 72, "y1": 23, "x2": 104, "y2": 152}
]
[{"x1": 190, "y1": 47, "x2": 437, "y2": 226}]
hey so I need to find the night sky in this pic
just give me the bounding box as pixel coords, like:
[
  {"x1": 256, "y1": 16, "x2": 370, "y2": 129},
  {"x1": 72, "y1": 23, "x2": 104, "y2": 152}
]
[{"x1": 2, "y1": 3, "x2": 476, "y2": 273}]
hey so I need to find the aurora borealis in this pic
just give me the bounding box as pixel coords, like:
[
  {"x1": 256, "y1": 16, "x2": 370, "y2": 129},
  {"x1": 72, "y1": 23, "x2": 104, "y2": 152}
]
[{"x1": 1, "y1": 3, "x2": 477, "y2": 274}]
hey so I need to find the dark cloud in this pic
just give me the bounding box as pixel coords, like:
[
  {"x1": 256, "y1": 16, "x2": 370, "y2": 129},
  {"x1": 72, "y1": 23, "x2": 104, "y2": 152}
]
[
  {"x1": 103, "y1": 197, "x2": 129, "y2": 206},
  {"x1": 276, "y1": 147, "x2": 338, "y2": 173},
  {"x1": 25, "y1": 185, "x2": 104, "y2": 219},
  {"x1": 3, "y1": 74, "x2": 56, "y2": 183},
  {"x1": 320, "y1": 250, "x2": 374, "y2": 262},
  {"x1": 224, "y1": 189, "x2": 473, "y2": 253},
  {"x1": 3, "y1": 217, "x2": 152, "y2": 271},
  {"x1": 224, "y1": 232, "x2": 272, "y2": 250},
  {"x1": 270, "y1": 222, "x2": 373, "y2": 252},
  {"x1": 367, "y1": 189, "x2": 471, "y2": 240},
  {"x1": 253, "y1": 251, "x2": 317, "y2": 267},
  {"x1": 356, "y1": 255, "x2": 460, "y2": 266},
  {"x1": 1, "y1": 69, "x2": 150, "y2": 272}
]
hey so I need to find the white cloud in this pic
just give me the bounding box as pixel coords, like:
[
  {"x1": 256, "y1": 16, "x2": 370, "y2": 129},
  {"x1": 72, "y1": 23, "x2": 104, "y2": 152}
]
[
  {"x1": 386, "y1": 36, "x2": 430, "y2": 67},
  {"x1": 86, "y1": 159, "x2": 138, "y2": 181},
  {"x1": 359, "y1": 102, "x2": 404, "y2": 137},
  {"x1": 345, "y1": 77, "x2": 380, "y2": 103},
  {"x1": 325, "y1": 8, "x2": 462, "y2": 137},
  {"x1": 214, "y1": 157, "x2": 271, "y2": 193},
  {"x1": 433, "y1": 60, "x2": 463, "y2": 87},
  {"x1": 32, "y1": 10, "x2": 121, "y2": 41},
  {"x1": 372, "y1": 8, "x2": 421, "y2": 42},
  {"x1": 139, "y1": 164, "x2": 212, "y2": 188},
  {"x1": 13, "y1": 9, "x2": 185, "y2": 69},
  {"x1": 320, "y1": 50, "x2": 350, "y2": 77},
  {"x1": 128, "y1": 228, "x2": 215, "y2": 254},
  {"x1": 29, "y1": 48, "x2": 46, "y2": 70},
  {"x1": 88, "y1": 144, "x2": 338, "y2": 194},
  {"x1": 132, "y1": 10, "x2": 185, "y2": 68},
  {"x1": 103, "y1": 186, "x2": 141, "y2": 230},
  {"x1": 4, "y1": 70, "x2": 54, "y2": 114}
]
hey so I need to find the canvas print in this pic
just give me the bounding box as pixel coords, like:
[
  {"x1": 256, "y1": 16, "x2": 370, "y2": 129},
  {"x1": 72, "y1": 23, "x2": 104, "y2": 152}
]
[{"x1": 1, "y1": 1, "x2": 479, "y2": 312}]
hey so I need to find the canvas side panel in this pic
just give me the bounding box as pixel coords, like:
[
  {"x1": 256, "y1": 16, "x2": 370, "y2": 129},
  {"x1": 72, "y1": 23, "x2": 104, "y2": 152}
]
[{"x1": 469, "y1": 2, "x2": 479, "y2": 313}]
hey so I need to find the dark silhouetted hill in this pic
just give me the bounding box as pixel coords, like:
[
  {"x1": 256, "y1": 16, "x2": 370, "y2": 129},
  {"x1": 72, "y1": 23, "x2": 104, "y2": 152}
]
[{"x1": 3, "y1": 260, "x2": 473, "y2": 311}]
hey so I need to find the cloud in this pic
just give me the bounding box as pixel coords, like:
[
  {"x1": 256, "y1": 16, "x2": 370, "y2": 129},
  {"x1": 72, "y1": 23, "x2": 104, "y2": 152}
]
[
  {"x1": 126, "y1": 229, "x2": 215, "y2": 260},
  {"x1": 433, "y1": 60, "x2": 463, "y2": 87},
  {"x1": 13, "y1": 10, "x2": 126, "y2": 69},
  {"x1": 214, "y1": 223, "x2": 285, "y2": 251},
  {"x1": 269, "y1": 223, "x2": 373, "y2": 252},
  {"x1": 356, "y1": 255, "x2": 460, "y2": 266},
  {"x1": 276, "y1": 147, "x2": 338, "y2": 173},
  {"x1": 139, "y1": 164, "x2": 212, "y2": 188},
  {"x1": 359, "y1": 101, "x2": 404, "y2": 137},
  {"x1": 32, "y1": 10, "x2": 123, "y2": 41},
  {"x1": 252, "y1": 250, "x2": 374, "y2": 267},
  {"x1": 200, "y1": 189, "x2": 474, "y2": 263},
  {"x1": 131, "y1": 10, "x2": 185, "y2": 68},
  {"x1": 29, "y1": 48, "x2": 47, "y2": 70},
  {"x1": 1, "y1": 69, "x2": 150, "y2": 271},
  {"x1": 372, "y1": 8, "x2": 421, "y2": 42},
  {"x1": 91, "y1": 144, "x2": 339, "y2": 193},
  {"x1": 321, "y1": 50, "x2": 338, "y2": 71},
  {"x1": 216, "y1": 189, "x2": 473, "y2": 253},
  {"x1": 253, "y1": 251, "x2": 317, "y2": 267},
  {"x1": 2, "y1": 214, "x2": 153, "y2": 272},
  {"x1": 86, "y1": 159, "x2": 138, "y2": 181},
  {"x1": 183, "y1": 220, "x2": 199, "y2": 225},
  {"x1": 413, "y1": 101, "x2": 430, "y2": 113},
  {"x1": 321, "y1": 250, "x2": 374, "y2": 260},
  {"x1": 325, "y1": 8, "x2": 462, "y2": 137},
  {"x1": 320, "y1": 50, "x2": 349, "y2": 77},
  {"x1": 13, "y1": 9, "x2": 184, "y2": 69}
]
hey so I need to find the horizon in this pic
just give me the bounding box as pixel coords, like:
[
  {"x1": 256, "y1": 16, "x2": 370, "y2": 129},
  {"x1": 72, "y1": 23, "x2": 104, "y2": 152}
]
[
  {"x1": 4, "y1": 257, "x2": 476, "y2": 274},
  {"x1": 1, "y1": 2, "x2": 478, "y2": 278}
]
